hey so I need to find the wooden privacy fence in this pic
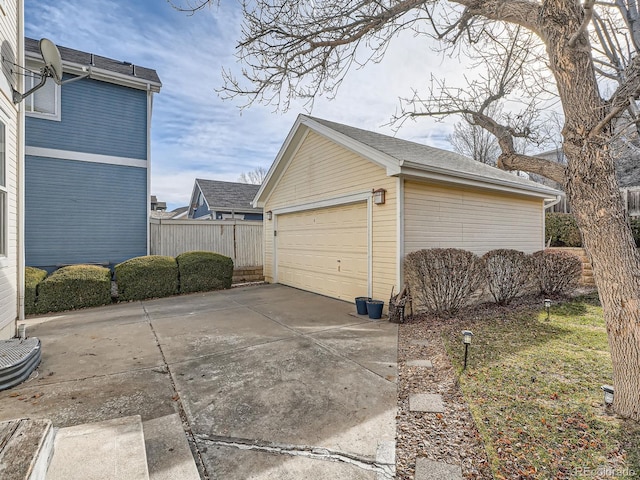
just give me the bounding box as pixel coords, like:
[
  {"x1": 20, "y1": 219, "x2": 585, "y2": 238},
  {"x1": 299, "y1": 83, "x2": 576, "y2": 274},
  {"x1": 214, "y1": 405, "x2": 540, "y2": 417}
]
[{"x1": 149, "y1": 219, "x2": 263, "y2": 268}]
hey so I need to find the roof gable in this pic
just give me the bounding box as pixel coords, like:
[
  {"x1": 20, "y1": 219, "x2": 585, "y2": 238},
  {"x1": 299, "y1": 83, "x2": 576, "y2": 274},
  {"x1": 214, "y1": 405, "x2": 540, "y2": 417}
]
[
  {"x1": 196, "y1": 179, "x2": 262, "y2": 213},
  {"x1": 253, "y1": 115, "x2": 562, "y2": 206}
]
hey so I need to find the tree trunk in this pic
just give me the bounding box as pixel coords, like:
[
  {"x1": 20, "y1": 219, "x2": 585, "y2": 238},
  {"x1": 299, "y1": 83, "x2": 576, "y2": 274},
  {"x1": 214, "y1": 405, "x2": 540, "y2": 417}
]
[
  {"x1": 540, "y1": 1, "x2": 640, "y2": 420},
  {"x1": 566, "y1": 142, "x2": 640, "y2": 420}
]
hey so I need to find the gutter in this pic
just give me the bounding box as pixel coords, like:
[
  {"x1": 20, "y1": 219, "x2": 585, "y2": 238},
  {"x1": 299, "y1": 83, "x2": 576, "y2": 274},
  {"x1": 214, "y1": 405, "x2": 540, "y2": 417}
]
[
  {"x1": 544, "y1": 195, "x2": 563, "y2": 210},
  {"x1": 25, "y1": 51, "x2": 162, "y2": 93},
  {"x1": 400, "y1": 162, "x2": 562, "y2": 200}
]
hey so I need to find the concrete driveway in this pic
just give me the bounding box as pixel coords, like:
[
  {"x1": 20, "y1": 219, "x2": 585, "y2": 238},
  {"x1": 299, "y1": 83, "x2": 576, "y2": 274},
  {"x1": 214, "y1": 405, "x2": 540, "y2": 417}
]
[{"x1": 0, "y1": 284, "x2": 398, "y2": 479}]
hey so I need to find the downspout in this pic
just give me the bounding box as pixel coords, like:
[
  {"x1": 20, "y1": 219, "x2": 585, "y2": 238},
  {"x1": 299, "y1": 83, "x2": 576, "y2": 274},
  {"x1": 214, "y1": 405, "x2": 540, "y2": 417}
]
[
  {"x1": 17, "y1": 0, "x2": 25, "y2": 326},
  {"x1": 544, "y1": 195, "x2": 562, "y2": 210},
  {"x1": 146, "y1": 83, "x2": 152, "y2": 255},
  {"x1": 542, "y1": 195, "x2": 563, "y2": 248}
]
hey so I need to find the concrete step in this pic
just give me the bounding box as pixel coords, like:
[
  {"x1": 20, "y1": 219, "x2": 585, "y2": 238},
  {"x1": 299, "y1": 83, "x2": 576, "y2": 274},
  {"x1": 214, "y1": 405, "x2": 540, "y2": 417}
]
[
  {"x1": 0, "y1": 418, "x2": 54, "y2": 480},
  {"x1": 46, "y1": 415, "x2": 149, "y2": 480},
  {"x1": 143, "y1": 414, "x2": 200, "y2": 480}
]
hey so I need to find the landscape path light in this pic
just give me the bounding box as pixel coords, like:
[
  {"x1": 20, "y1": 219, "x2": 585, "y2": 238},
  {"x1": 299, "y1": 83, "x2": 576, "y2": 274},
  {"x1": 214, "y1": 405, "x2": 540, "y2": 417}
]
[
  {"x1": 544, "y1": 299, "x2": 551, "y2": 320},
  {"x1": 462, "y1": 330, "x2": 474, "y2": 371},
  {"x1": 601, "y1": 385, "x2": 614, "y2": 407}
]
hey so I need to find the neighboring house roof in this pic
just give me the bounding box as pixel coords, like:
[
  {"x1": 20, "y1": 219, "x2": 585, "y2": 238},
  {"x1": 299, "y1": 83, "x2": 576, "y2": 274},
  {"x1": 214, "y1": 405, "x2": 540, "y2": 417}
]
[
  {"x1": 195, "y1": 179, "x2": 262, "y2": 214},
  {"x1": 171, "y1": 206, "x2": 189, "y2": 216},
  {"x1": 25, "y1": 37, "x2": 161, "y2": 92},
  {"x1": 254, "y1": 115, "x2": 562, "y2": 207}
]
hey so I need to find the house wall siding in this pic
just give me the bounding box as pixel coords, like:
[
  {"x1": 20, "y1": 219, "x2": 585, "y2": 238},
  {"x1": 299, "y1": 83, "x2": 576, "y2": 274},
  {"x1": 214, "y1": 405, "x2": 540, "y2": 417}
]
[
  {"x1": 404, "y1": 179, "x2": 544, "y2": 256},
  {"x1": 264, "y1": 130, "x2": 397, "y2": 302},
  {"x1": 0, "y1": 0, "x2": 20, "y2": 338},
  {"x1": 25, "y1": 77, "x2": 147, "y2": 160},
  {"x1": 25, "y1": 156, "x2": 147, "y2": 270}
]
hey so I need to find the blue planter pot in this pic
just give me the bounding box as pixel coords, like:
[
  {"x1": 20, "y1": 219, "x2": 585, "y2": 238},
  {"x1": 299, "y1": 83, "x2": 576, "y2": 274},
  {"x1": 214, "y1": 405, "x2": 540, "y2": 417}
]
[
  {"x1": 366, "y1": 300, "x2": 384, "y2": 320},
  {"x1": 355, "y1": 297, "x2": 371, "y2": 315}
]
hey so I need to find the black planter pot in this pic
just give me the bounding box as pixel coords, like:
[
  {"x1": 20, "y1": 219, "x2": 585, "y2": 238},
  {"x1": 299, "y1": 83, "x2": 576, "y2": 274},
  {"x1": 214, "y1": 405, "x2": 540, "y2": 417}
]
[
  {"x1": 366, "y1": 300, "x2": 384, "y2": 319},
  {"x1": 355, "y1": 297, "x2": 371, "y2": 315}
]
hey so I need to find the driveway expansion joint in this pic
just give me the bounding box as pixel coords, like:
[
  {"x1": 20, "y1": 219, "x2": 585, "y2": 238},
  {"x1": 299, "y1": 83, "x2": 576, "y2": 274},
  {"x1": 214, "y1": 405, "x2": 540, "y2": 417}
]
[
  {"x1": 247, "y1": 305, "x2": 396, "y2": 383},
  {"x1": 143, "y1": 305, "x2": 210, "y2": 480},
  {"x1": 195, "y1": 434, "x2": 396, "y2": 479}
]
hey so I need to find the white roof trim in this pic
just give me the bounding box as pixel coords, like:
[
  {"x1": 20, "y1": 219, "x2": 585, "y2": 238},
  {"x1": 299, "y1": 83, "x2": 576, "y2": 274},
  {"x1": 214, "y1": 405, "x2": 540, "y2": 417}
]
[
  {"x1": 301, "y1": 116, "x2": 399, "y2": 172},
  {"x1": 25, "y1": 51, "x2": 162, "y2": 93},
  {"x1": 400, "y1": 164, "x2": 561, "y2": 199},
  {"x1": 253, "y1": 114, "x2": 562, "y2": 206}
]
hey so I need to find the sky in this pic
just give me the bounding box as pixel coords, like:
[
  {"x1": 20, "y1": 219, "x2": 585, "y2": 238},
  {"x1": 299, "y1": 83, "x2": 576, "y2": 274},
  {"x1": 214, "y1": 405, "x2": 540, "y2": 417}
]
[{"x1": 24, "y1": 0, "x2": 465, "y2": 210}]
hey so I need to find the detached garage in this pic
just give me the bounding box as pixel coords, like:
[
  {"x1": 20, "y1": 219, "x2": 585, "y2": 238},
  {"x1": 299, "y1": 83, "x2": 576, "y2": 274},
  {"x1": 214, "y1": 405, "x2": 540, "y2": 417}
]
[{"x1": 253, "y1": 115, "x2": 562, "y2": 303}]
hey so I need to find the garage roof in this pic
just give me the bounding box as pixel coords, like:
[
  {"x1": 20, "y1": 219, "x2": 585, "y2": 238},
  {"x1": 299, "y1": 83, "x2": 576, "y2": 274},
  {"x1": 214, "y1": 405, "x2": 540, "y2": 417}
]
[{"x1": 254, "y1": 115, "x2": 562, "y2": 207}]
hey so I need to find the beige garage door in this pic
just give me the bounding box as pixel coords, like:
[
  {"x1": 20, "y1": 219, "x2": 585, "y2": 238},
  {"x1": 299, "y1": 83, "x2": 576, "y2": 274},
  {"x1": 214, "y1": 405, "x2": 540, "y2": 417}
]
[{"x1": 276, "y1": 202, "x2": 368, "y2": 301}]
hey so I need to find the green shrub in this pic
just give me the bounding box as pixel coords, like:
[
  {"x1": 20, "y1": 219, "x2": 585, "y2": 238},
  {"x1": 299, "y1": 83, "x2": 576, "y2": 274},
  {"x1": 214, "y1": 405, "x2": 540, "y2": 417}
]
[
  {"x1": 545, "y1": 213, "x2": 582, "y2": 247},
  {"x1": 630, "y1": 218, "x2": 640, "y2": 247},
  {"x1": 482, "y1": 249, "x2": 534, "y2": 305},
  {"x1": 25, "y1": 267, "x2": 48, "y2": 315},
  {"x1": 115, "y1": 255, "x2": 178, "y2": 301},
  {"x1": 532, "y1": 250, "x2": 582, "y2": 295},
  {"x1": 176, "y1": 251, "x2": 234, "y2": 293},
  {"x1": 37, "y1": 265, "x2": 111, "y2": 313},
  {"x1": 404, "y1": 248, "x2": 485, "y2": 315}
]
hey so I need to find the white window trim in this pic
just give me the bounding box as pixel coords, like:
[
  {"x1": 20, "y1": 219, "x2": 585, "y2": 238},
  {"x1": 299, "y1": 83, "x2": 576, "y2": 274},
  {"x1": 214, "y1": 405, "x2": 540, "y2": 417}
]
[{"x1": 24, "y1": 63, "x2": 62, "y2": 122}]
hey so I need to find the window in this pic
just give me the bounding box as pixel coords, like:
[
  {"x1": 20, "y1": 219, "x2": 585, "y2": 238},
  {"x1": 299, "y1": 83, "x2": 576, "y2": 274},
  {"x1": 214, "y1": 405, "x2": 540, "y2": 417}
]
[
  {"x1": 0, "y1": 121, "x2": 6, "y2": 257},
  {"x1": 25, "y1": 71, "x2": 60, "y2": 120}
]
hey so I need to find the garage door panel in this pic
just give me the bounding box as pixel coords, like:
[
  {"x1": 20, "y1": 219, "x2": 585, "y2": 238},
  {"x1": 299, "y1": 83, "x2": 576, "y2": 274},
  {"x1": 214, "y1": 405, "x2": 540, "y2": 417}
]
[{"x1": 276, "y1": 202, "x2": 368, "y2": 301}]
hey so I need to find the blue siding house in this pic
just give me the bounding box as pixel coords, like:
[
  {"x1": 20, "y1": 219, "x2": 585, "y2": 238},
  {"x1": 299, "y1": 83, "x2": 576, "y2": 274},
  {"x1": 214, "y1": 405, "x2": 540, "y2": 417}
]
[
  {"x1": 188, "y1": 179, "x2": 263, "y2": 221},
  {"x1": 24, "y1": 38, "x2": 161, "y2": 270}
]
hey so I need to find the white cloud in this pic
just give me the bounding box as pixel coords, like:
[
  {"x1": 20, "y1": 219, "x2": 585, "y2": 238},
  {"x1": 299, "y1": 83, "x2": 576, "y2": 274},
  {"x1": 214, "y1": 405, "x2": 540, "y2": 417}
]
[{"x1": 25, "y1": 0, "x2": 467, "y2": 210}]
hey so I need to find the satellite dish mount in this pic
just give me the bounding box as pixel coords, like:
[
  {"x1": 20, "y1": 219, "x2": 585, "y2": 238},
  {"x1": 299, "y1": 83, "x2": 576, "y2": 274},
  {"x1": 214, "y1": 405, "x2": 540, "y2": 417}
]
[{"x1": 13, "y1": 38, "x2": 90, "y2": 104}]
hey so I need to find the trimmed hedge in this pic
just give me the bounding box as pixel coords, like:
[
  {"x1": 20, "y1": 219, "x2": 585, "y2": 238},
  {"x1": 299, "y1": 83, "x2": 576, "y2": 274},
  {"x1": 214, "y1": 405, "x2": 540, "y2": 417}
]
[
  {"x1": 25, "y1": 267, "x2": 48, "y2": 315},
  {"x1": 115, "y1": 255, "x2": 179, "y2": 301},
  {"x1": 177, "y1": 251, "x2": 234, "y2": 293},
  {"x1": 482, "y1": 249, "x2": 533, "y2": 305},
  {"x1": 532, "y1": 250, "x2": 582, "y2": 295},
  {"x1": 630, "y1": 218, "x2": 640, "y2": 247},
  {"x1": 545, "y1": 213, "x2": 582, "y2": 247},
  {"x1": 37, "y1": 265, "x2": 111, "y2": 313},
  {"x1": 404, "y1": 248, "x2": 485, "y2": 315}
]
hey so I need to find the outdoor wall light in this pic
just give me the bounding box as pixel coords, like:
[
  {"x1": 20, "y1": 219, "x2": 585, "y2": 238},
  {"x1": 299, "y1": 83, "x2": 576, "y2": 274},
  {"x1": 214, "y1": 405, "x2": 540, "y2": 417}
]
[
  {"x1": 372, "y1": 188, "x2": 386, "y2": 205},
  {"x1": 601, "y1": 385, "x2": 614, "y2": 406},
  {"x1": 544, "y1": 299, "x2": 551, "y2": 320},
  {"x1": 266, "y1": 211, "x2": 273, "y2": 220},
  {"x1": 462, "y1": 330, "x2": 474, "y2": 370}
]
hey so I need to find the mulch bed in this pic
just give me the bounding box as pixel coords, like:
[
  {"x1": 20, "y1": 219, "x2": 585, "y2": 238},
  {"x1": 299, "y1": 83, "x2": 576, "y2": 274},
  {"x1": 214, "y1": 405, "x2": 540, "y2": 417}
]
[{"x1": 395, "y1": 313, "x2": 493, "y2": 479}]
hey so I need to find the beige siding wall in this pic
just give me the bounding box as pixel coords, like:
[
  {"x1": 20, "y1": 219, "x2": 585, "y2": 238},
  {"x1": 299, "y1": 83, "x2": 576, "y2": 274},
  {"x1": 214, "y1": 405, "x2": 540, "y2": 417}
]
[
  {"x1": 404, "y1": 180, "x2": 544, "y2": 256},
  {"x1": 264, "y1": 130, "x2": 397, "y2": 302},
  {"x1": 0, "y1": 1, "x2": 20, "y2": 338}
]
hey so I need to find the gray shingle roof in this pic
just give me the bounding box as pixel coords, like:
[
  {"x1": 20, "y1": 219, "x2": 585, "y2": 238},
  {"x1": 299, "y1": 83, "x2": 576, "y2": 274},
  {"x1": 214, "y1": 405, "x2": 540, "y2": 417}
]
[
  {"x1": 305, "y1": 116, "x2": 560, "y2": 195},
  {"x1": 25, "y1": 37, "x2": 161, "y2": 85},
  {"x1": 197, "y1": 179, "x2": 262, "y2": 213},
  {"x1": 171, "y1": 206, "x2": 189, "y2": 215}
]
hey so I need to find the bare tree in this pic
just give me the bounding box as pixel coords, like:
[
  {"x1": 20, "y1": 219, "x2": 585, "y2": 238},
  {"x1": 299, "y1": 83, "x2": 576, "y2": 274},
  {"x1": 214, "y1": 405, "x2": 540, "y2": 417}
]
[
  {"x1": 181, "y1": 0, "x2": 640, "y2": 421},
  {"x1": 238, "y1": 166, "x2": 267, "y2": 185},
  {"x1": 449, "y1": 119, "x2": 500, "y2": 165}
]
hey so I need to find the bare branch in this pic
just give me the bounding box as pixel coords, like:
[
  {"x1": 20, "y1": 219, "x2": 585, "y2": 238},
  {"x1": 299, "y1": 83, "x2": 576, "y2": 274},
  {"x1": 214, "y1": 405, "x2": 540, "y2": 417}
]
[
  {"x1": 497, "y1": 152, "x2": 566, "y2": 184},
  {"x1": 569, "y1": 0, "x2": 596, "y2": 47}
]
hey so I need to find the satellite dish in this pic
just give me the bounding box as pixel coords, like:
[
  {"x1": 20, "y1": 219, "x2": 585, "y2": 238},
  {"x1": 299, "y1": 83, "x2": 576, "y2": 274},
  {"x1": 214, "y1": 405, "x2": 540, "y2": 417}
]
[
  {"x1": 12, "y1": 37, "x2": 91, "y2": 104},
  {"x1": 39, "y1": 38, "x2": 63, "y2": 85}
]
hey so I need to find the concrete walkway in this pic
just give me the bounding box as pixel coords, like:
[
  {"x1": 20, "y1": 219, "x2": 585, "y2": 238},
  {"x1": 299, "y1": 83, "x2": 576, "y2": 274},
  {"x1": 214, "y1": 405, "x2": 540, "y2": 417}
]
[{"x1": 0, "y1": 284, "x2": 398, "y2": 479}]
